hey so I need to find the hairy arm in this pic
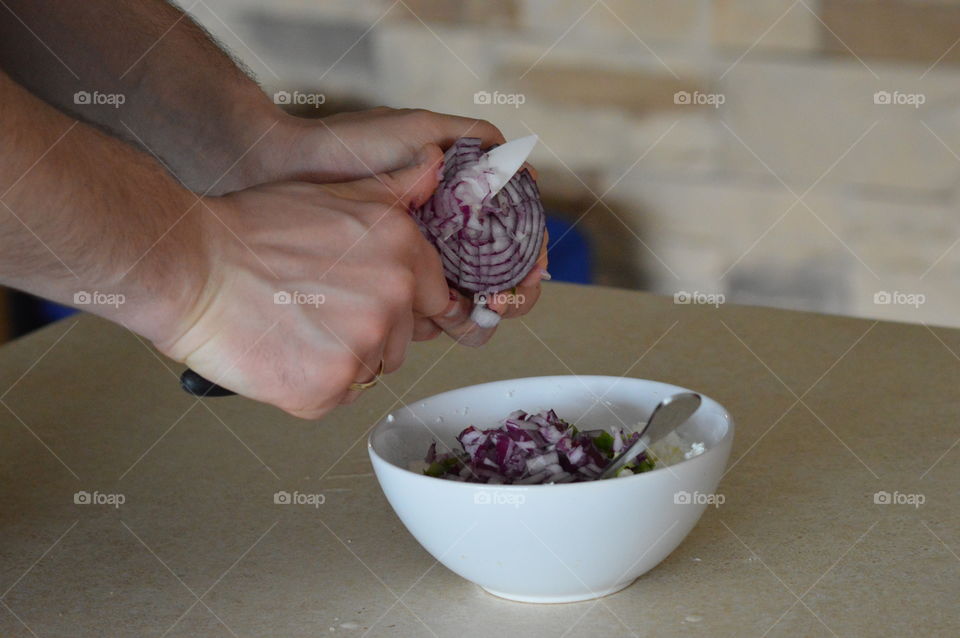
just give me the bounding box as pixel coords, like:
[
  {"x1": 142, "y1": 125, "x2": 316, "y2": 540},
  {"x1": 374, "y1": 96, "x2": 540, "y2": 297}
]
[
  {"x1": 0, "y1": 0, "x2": 280, "y2": 193},
  {"x1": 0, "y1": 0, "x2": 511, "y2": 192},
  {"x1": 0, "y1": 68, "x2": 202, "y2": 341}
]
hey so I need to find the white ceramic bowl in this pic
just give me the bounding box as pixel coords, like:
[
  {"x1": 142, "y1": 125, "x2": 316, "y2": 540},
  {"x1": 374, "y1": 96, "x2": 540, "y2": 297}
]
[{"x1": 368, "y1": 376, "x2": 734, "y2": 603}]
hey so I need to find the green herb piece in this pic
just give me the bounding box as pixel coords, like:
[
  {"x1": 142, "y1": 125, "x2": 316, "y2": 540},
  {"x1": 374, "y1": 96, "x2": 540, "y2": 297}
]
[
  {"x1": 593, "y1": 431, "x2": 615, "y2": 454},
  {"x1": 424, "y1": 456, "x2": 462, "y2": 477}
]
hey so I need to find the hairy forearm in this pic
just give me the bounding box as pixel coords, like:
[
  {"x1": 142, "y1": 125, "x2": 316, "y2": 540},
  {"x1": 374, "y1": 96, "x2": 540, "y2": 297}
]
[
  {"x1": 0, "y1": 69, "x2": 204, "y2": 341},
  {"x1": 0, "y1": 0, "x2": 284, "y2": 193}
]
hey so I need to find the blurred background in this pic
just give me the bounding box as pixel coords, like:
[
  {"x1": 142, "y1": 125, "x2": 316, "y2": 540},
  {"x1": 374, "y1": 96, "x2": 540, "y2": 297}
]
[{"x1": 3, "y1": 0, "x2": 959, "y2": 342}]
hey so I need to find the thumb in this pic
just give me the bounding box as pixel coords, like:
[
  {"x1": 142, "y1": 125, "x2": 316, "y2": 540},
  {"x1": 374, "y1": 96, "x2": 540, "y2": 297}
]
[{"x1": 320, "y1": 143, "x2": 444, "y2": 209}]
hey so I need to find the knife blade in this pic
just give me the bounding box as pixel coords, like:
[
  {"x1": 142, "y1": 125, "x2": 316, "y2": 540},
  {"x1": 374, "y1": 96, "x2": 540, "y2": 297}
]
[{"x1": 481, "y1": 134, "x2": 538, "y2": 198}]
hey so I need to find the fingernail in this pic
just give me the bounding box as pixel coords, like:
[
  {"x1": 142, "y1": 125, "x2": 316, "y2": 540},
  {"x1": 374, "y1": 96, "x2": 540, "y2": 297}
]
[{"x1": 540, "y1": 269, "x2": 552, "y2": 281}]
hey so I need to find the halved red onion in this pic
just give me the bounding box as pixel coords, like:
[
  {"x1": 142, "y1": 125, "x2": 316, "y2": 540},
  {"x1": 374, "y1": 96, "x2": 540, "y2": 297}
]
[{"x1": 412, "y1": 137, "x2": 546, "y2": 293}]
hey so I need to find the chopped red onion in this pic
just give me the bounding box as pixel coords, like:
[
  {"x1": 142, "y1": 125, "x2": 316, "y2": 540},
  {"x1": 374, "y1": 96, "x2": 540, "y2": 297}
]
[
  {"x1": 423, "y1": 409, "x2": 656, "y2": 484},
  {"x1": 412, "y1": 138, "x2": 546, "y2": 294}
]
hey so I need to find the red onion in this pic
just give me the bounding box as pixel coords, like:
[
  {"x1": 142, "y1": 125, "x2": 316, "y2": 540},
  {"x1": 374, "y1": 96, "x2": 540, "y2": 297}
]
[
  {"x1": 412, "y1": 138, "x2": 546, "y2": 293},
  {"x1": 423, "y1": 410, "x2": 657, "y2": 484}
]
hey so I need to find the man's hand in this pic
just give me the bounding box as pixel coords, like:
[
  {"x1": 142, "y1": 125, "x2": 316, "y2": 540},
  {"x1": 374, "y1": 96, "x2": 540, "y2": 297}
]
[
  {"x1": 239, "y1": 107, "x2": 549, "y2": 347},
  {"x1": 157, "y1": 145, "x2": 451, "y2": 419}
]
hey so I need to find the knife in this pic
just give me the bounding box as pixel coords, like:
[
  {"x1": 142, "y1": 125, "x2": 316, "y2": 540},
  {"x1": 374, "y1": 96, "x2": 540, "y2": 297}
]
[
  {"x1": 482, "y1": 134, "x2": 538, "y2": 198},
  {"x1": 179, "y1": 135, "x2": 540, "y2": 397}
]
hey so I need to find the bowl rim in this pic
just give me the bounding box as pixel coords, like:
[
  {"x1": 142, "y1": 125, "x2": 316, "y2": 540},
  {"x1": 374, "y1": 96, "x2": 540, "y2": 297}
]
[{"x1": 367, "y1": 375, "x2": 735, "y2": 491}]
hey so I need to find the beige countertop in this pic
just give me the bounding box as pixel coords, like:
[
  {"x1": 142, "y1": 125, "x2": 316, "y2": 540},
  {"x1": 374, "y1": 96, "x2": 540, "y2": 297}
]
[{"x1": 1, "y1": 282, "x2": 957, "y2": 637}]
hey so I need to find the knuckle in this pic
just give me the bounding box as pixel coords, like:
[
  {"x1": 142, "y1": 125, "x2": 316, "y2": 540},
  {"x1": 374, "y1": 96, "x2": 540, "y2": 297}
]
[
  {"x1": 329, "y1": 208, "x2": 371, "y2": 240},
  {"x1": 355, "y1": 303, "x2": 393, "y2": 346},
  {"x1": 376, "y1": 207, "x2": 421, "y2": 244},
  {"x1": 378, "y1": 268, "x2": 417, "y2": 305},
  {"x1": 403, "y1": 107, "x2": 434, "y2": 123}
]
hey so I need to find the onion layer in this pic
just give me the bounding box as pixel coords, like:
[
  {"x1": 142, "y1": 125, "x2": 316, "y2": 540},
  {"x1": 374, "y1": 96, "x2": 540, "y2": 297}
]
[{"x1": 412, "y1": 138, "x2": 546, "y2": 293}]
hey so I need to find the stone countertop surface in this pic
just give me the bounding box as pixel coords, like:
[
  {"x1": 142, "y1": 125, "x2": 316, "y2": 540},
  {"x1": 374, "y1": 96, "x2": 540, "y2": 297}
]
[{"x1": 1, "y1": 282, "x2": 957, "y2": 637}]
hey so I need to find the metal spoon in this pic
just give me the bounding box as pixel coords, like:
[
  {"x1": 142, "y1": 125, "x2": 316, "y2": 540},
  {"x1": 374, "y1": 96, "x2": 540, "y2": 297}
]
[{"x1": 598, "y1": 392, "x2": 702, "y2": 479}]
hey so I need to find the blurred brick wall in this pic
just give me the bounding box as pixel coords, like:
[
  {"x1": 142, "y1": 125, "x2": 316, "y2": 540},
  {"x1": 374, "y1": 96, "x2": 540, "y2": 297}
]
[{"x1": 189, "y1": 0, "x2": 960, "y2": 327}]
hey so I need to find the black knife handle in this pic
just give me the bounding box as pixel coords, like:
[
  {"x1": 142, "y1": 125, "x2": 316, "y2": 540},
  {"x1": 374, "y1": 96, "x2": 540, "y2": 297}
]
[{"x1": 180, "y1": 369, "x2": 236, "y2": 397}]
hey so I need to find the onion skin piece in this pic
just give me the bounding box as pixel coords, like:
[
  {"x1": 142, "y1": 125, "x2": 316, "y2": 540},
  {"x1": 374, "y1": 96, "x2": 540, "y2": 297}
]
[{"x1": 411, "y1": 137, "x2": 546, "y2": 294}]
